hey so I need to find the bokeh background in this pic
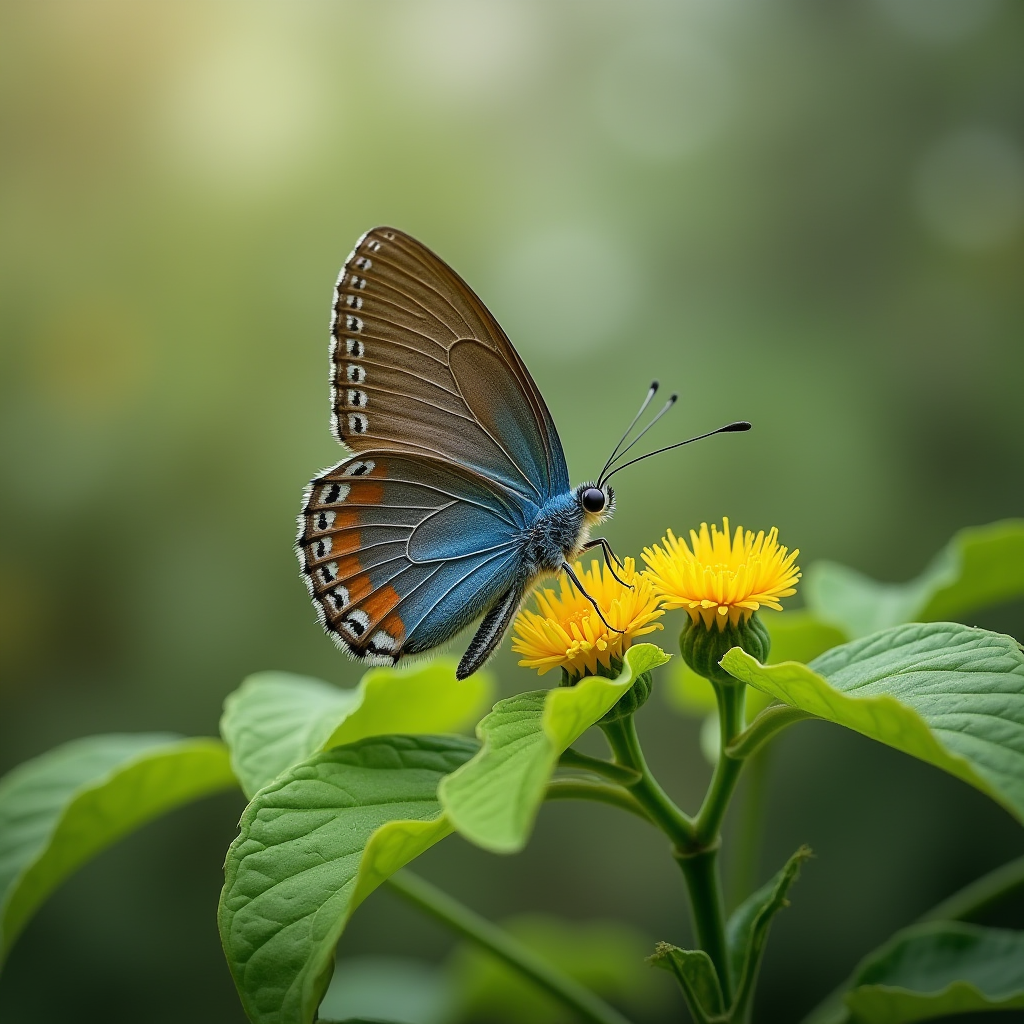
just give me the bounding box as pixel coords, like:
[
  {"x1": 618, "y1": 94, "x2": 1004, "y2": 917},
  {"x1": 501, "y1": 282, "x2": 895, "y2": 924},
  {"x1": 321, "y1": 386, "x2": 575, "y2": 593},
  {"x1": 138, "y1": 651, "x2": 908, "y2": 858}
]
[{"x1": 1, "y1": 1, "x2": 1023, "y2": 1021}]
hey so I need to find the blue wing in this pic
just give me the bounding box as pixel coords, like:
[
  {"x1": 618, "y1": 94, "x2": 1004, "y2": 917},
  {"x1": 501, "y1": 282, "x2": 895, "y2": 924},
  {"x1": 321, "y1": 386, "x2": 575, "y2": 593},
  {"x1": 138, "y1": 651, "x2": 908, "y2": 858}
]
[
  {"x1": 297, "y1": 453, "x2": 525, "y2": 665},
  {"x1": 328, "y1": 226, "x2": 569, "y2": 505}
]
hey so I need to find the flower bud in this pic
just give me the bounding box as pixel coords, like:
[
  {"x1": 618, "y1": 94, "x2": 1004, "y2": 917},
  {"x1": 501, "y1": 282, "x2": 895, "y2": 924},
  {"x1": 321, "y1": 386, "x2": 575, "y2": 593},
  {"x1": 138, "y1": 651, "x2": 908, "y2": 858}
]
[{"x1": 679, "y1": 610, "x2": 771, "y2": 685}]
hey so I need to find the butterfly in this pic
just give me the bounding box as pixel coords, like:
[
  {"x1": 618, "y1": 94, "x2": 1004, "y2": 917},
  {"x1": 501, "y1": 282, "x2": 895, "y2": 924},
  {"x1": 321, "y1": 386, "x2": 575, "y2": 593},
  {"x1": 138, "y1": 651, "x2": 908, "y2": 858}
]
[{"x1": 297, "y1": 227, "x2": 748, "y2": 678}]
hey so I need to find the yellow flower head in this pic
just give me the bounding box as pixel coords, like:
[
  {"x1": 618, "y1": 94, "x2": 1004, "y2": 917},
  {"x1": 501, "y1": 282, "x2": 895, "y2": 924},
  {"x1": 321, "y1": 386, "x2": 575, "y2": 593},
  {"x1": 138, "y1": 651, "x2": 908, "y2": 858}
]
[
  {"x1": 642, "y1": 517, "x2": 800, "y2": 631},
  {"x1": 512, "y1": 557, "x2": 664, "y2": 679}
]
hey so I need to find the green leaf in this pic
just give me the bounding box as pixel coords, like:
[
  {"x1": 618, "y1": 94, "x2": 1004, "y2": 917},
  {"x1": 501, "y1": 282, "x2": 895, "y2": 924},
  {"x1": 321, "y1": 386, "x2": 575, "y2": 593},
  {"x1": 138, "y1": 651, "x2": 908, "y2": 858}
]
[
  {"x1": 452, "y1": 914, "x2": 666, "y2": 1024},
  {"x1": 815, "y1": 921, "x2": 1024, "y2": 1024},
  {"x1": 438, "y1": 644, "x2": 670, "y2": 854},
  {"x1": 0, "y1": 733, "x2": 236, "y2": 967},
  {"x1": 647, "y1": 943, "x2": 724, "y2": 1023},
  {"x1": 805, "y1": 519, "x2": 1024, "y2": 639},
  {"x1": 218, "y1": 734, "x2": 477, "y2": 1024},
  {"x1": 727, "y1": 846, "x2": 811, "y2": 1020},
  {"x1": 722, "y1": 622, "x2": 1024, "y2": 823},
  {"x1": 221, "y1": 660, "x2": 493, "y2": 798}
]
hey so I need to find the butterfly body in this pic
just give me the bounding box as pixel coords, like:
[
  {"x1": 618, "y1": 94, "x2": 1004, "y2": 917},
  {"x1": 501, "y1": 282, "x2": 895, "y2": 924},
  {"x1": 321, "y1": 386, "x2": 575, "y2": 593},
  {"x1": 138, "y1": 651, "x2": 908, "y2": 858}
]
[{"x1": 297, "y1": 227, "x2": 614, "y2": 679}]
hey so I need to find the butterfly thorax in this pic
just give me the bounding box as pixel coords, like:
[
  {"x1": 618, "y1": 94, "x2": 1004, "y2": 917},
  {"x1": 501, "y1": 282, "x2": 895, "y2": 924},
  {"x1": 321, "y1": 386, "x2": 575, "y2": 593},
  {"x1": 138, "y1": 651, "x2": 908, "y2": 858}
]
[{"x1": 519, "y1": 491, "x2": 598, "y2": 577}]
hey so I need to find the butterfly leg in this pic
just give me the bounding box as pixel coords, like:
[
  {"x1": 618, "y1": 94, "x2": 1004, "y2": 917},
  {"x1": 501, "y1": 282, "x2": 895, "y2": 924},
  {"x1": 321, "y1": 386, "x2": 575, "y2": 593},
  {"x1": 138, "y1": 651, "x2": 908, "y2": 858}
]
[
  {"x1": 580, "y1": 538, "x2": 633, "y2": 589},
  {"x1": 457, "y1": 583, "x2": 525, "y2": 680},
  {"x1": 560, "y1": 561, "x2": 625, "y2": 634}
]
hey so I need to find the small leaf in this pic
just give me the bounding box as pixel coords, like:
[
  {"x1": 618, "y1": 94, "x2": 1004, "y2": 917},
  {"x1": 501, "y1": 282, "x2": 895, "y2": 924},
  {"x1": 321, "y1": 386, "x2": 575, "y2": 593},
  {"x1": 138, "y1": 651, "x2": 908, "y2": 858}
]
[
  {"x1": 723, "y1": 622, "x2": 1024, "y2": 824},
  {"x1": 439, "y1": 644, "x2": 670, "y2": 854},
  {"x1": 819, "y1": 921, "x2": 1024, "y2": 1024},
  {"x1": 218, "y1": 734, "x2": 477, "y2": 1024},
  {"x1": 805, "y1": 519, "x2": 1024, "y2": 639},
  {"x1": 452, "y1": 914, "x2": 666, "y2": 1024},
  {"x1": 0, "y1": 733, "x2": 236, "y2": 967},
  {"x1": 727, "y1": 846, "x2": 811, "y2": 1019},
  {"x1": 647, "y1": 943, "x2": 724, "y2": 1023},
  {"x1": 221, "y1": 660, "x2": 493, "y2": 798}
]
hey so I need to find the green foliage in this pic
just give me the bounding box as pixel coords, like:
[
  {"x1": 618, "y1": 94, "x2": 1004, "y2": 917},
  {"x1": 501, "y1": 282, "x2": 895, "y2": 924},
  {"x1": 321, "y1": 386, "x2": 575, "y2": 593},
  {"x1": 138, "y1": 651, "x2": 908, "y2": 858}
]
[
  {"x1": 805, "y1": 519, "x2": 1024, "y2": 639},
  {"x1": 808, "y1": 922, "x2": 1024, "y2": 1024},
  {"x1": 439, "y1": 644, "x2": 670, "y2": 854},
  {"x1": 648, "y1": 944, "x2": 724, "y2": 1023},
  {"x1": 451, "y1": 914, "x2": 665, "y2": 1024},
  {"x1": 218, "y1": 734, "x2": 477, "y2": 1024},
  {"x1": 221, "y1": 661, "x2": 493, "y2": 799},
  {"x1": 723, "y1": 622, "x2": 1024, "y2": 823},
  {"x1": 648, "y1": 847, "x2": 809, "y2": 1024},
  {"x1": 726, "y1": 846, "x2": 811, "y2": 1022},
  {"x1": 0, "y1": 733, "x2": 236, "y2": 968}
]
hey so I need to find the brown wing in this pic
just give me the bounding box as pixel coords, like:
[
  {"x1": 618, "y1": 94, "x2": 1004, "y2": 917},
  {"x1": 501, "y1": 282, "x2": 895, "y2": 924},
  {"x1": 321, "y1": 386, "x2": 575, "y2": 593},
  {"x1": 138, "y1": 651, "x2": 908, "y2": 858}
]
[{"x1": 329, "y1": 227, "x2": 569, "y2": 505}]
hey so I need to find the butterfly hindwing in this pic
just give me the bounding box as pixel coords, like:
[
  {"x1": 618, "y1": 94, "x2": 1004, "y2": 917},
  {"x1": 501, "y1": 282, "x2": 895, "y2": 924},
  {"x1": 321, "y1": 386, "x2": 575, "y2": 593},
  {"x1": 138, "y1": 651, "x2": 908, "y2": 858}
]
[
  {"x1": 330, "y1": 227, "x2": 569, "y2": 505},
  {"x1": 298, "y1": 453, "x2": 525, "y2": 664}
]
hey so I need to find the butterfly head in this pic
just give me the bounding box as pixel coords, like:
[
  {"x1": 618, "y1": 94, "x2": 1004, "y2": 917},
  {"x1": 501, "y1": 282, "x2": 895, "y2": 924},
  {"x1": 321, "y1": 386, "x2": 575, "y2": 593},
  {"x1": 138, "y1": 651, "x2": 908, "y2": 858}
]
[{"x1": 576, "y1": 482, "x2": 615, "y2": 523}]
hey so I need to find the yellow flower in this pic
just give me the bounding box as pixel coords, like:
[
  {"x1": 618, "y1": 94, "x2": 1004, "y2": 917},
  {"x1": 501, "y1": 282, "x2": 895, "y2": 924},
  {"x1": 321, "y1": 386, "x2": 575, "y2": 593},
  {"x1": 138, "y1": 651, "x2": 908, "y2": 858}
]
[
  {"x1": 642, "y1": 517, "x2": 800, "y2": 631},
  {"x1": 512, "y1": 558, "x2": 664, "y2": 679}
]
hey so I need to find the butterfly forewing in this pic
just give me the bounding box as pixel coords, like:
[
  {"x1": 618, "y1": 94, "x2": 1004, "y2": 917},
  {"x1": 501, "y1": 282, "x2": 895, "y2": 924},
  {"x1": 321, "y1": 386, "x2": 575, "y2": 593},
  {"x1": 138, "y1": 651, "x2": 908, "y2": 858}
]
[{"x1": 330, "y1": 227, "x2": 568, "y2": 502}]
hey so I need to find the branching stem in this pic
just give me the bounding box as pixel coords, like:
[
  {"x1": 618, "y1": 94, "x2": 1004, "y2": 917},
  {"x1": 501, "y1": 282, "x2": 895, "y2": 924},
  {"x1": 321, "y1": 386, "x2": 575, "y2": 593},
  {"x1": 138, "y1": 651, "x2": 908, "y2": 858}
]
[
  {"x1": 385, "y1": 869, "x2": 633, "y2": 1024},
  {"x1": 546, "y1": 779, "x2": 651, "y2": 821}
]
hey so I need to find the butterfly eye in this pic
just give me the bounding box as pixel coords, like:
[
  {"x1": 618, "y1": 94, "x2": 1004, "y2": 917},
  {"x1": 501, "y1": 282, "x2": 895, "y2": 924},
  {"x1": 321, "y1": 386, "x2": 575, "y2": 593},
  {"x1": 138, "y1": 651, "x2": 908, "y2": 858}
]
[{"x1": 581, "y1": 487, "x2": 606, "y2": 514}]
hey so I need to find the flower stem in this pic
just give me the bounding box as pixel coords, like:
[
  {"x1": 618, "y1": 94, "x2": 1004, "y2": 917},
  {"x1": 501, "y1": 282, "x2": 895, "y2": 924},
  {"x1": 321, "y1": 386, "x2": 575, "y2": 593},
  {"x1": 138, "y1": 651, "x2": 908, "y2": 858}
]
[
  {"x1": 385, "y1": 869, "x2": 633, "y2": 1024},
  {"x1": 599, "y1": 715, "x2": 694, "y2": 848},
  {"x1": 675, "y1": 844, "x2": 733, "y2": 1006},
  {"x1": 693, "y1": 683, "x2": 747, "y2": 846}
]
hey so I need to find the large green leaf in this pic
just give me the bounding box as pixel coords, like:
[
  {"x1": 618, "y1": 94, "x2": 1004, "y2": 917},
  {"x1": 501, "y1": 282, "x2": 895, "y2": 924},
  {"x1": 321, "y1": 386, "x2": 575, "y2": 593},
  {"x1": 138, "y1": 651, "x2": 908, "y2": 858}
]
[
  {"x1": 723, "y1": 622, "x2": 1024, "y2": 823},
  {"x1": 805, "y1": 519, "x2": 1024, "y2": 639},
  {"x1": 438, "y1": 644, "x2": 670, "y2": 854},
  {"x1": 809, "y1": 922, "x2": 1024, "y2": 1024},
  {"x1": 221, "y1": 660, "x2": 493, "y2": 798},
  {"x1": 0, "y1": 733, "x2": 236, "y2": 967},
  {"x1": 727, "y1": 846, "x2": 811, "y2": 1021},
  {"x1": 218, "y1": 734, "x2": 477, "y2": 1024}
]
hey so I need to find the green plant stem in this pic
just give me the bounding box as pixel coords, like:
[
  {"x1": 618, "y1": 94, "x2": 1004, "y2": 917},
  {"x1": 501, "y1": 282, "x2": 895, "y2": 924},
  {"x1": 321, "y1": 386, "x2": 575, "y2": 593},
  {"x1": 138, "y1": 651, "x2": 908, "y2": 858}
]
[
  {"x1": 599, "y1": 715, "x2": 694, "y2": 848},
  {"x1": 386, "y1": 869, "x2": 633, "y2": 1024},
  {"x1": 559, "y1": 746, "x2": 642, "y2": 786},
  {"x1": 675, "y1": 844, "x2": 733, "y2": 1006},
  {"x1": 726, "y1": 703, "x2": 814, "y2": 760},
  {"x1": 693, "y1": 683, "x2": 747, "y2": 845},
  {"x1": 545, "y1": 779, "x2": 651, "y2": 821}
]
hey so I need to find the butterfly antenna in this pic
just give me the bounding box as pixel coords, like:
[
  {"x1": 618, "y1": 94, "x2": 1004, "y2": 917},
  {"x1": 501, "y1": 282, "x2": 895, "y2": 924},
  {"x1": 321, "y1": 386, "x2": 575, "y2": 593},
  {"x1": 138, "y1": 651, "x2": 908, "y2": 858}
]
[
  {"x1": 601, "y1": 421, "x2": 752, "y2": 483},
  {"x1": 597, "y1": 381, "x2": 660, "y2": 485},
  {"x1": 598, "y1": 393, "x2": 678, "y2": 486}
]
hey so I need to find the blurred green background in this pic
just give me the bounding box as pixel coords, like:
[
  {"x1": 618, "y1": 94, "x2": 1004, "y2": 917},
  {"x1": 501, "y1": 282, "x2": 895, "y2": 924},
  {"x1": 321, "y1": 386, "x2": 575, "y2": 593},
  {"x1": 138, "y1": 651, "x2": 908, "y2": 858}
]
[{"x1": 1, "y1": 1, "x2": 1023, "y2": 1021}]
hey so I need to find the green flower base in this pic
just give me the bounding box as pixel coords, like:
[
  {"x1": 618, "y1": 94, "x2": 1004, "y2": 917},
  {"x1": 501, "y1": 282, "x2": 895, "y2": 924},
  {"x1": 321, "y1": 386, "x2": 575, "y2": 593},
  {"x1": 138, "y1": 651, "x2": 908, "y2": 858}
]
[{"x1": 679, "y1": 612, "x2": 771, "y2": 685}]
